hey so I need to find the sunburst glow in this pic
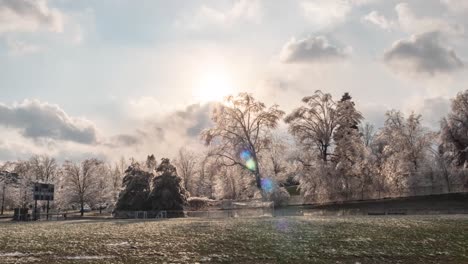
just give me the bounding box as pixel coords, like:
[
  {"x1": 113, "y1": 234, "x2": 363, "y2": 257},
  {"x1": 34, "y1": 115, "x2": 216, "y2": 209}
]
[{"x1": 194, "y1": 68, "x2": 235, "y2": 102}]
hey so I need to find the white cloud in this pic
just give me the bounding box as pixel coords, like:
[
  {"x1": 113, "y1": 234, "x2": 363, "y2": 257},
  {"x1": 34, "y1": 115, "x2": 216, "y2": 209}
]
[
  {"x1": 0, "y1": 0, "x2": 64, "y2": 34},
  {"x1": 280, "y1": 35, "x2": 349, "y2": 64},
  {"x1": 5, "y1": 37, "x2": 40, "y2": 55},
  {"x1": 362, "y1": 10, "x2": 394, "y2": 30},
  {"x1": 300, "y1": 0, "x2": 352, "y2": 28},
  {"x1": 396, "y1": 3, "x2": 463, "y2": 35},
  {"x1": 404, "y1": 96, "x2": 450, "y2": 129},
  {"x1": 363, "y1": 3, "x2": 463, "y2": 35},
  {"x1": 175, "y1": 0, "x2": 262, "y2": 30},
  {"x1": 440, "y1": 0, "x2": 468, "y2": 13},
  {"x1": 301, "y1": 0, "x2": 378, "y2": 28},
  {"x1": 383, "y1": 31, "x2": 464, "y2": 76}
]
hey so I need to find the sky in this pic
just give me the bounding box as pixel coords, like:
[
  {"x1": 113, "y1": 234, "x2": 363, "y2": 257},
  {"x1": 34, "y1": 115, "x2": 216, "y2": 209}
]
[{"x1": 0, "y1": 0, "x2": 467, "y2": 163}]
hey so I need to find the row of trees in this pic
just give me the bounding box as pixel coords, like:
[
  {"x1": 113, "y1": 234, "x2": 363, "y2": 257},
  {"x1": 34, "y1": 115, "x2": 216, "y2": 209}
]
[
  {"x1": 1, "y1": 90, "x2": 468, "y2": 211},
  {"x1": 200, "y1": 91, "x2": 468, "y2": 203},
  {"x1": 0, "y1": 156, "x2": 124, "y2": 215}
]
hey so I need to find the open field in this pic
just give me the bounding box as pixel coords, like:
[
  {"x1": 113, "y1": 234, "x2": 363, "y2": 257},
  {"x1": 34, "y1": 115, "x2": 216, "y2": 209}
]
[{"x1": 0, "y1": 215, "x2": 467, "y2": 264}]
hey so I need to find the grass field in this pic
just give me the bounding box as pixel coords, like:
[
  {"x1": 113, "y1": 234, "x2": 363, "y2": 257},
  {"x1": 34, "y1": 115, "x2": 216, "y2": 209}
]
[{"x1": 0, "y1": 215, "x2": 467, "y2": 263}]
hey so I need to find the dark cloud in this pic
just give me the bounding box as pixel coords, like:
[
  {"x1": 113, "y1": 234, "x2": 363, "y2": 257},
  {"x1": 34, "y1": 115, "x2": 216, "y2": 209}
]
[
  {"x1": 108, "y1": 102, "x2": 214, "y2": 151},
  {"x1": 280, "y1": 36, "x2": 348, "y2": 64},
  {"x1": 0, "y1": 99, "x2": 97, "y2": 144},
  {"x1": 383, "y1": 31, "x2": 464, "y2": 75},
  {"x1": 112, "y1": 134, "x2": 141, "y2": 146}
]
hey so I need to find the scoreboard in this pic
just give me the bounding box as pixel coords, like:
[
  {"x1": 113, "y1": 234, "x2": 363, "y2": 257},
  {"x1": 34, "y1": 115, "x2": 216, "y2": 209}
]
[{"x1": 33, "y1": 183, "x2": 54, "y2": 201}]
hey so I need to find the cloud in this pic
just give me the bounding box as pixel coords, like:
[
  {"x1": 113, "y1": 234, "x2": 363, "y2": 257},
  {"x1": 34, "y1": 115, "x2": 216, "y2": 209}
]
[
  {"x1": 440, "y1": 0, "x2": 468, "y2": 14},
  {"x1": 0, "y1": 0, "x2": 64, "y2": 34},
  {"x1": 105, "y1": 102, "x2": 215, "y2": 160},
  {"x1": 0, "y1": 99, "x2": 216, "y2": 162},
  {"x1": 280, "y1": 36, "x2": 349, "y2": 64},
  {"x1": 175, "y1": 0, "x2": 262, "y2": 30},
  {"x1": 5, "y1": 37, "x2": 40, "y2": 55},
  {"x1": 363, "y1": 3, "x2": 463, "y2": 35},
  {"x1": 362, "y1": 10, "x2": 394, "y2": 30},
  {"x1": 300, "y1": 0, "x2": 351, "y2": 28},
  {"x1": 408, "y1": 97, "x2": 450, "y2": 129},
  {"x1": 0, "y1": 99, "x2": 98, "y2": 144},
  {"x1": 300, "y1": 0, "x2": 377, "y2": 28},
  {"x1": 383, "y1": 31, "x2": 464, "y2": 76},
  {"x1": 395, "y1": 3, "x2": 463, "y2": 35}
]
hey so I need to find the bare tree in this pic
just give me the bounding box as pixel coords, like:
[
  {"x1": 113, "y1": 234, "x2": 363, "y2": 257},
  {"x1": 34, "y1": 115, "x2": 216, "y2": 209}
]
[
  {"x1": 62, "y1": 159, "x2": 103, "y2": 216},
  {"x1": 360, "y1": 122, "x2": 376, "y2": 147},
  {"x1": 441, "y1": 90, "x2": 468, "y2": 167},
  {"x1": 0, "y1": 162, "x2": 19, "y2": 215},
  {"x1": 201, "y1": 93, "x2": 284, "y2": 190},
  {"x1": 29, "y1": 155, "x2": 58, "y2": 183},
  {"x1": 12, "y1": 160, "x2": 35, "y2": 209},
  {"x1": 285, "y1": 90, "x2": 338, "y2": 162},
  {"x1": 174, "y1": 148, "x2": 198, "y2": 194}
]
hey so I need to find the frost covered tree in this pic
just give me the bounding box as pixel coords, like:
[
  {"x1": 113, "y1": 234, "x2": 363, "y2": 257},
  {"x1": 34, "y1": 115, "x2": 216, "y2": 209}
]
[
  {"x1": 11, "y1": 160, "x2": 36, "y2": 209},
  {"x1": 148, "y1": 158, "x2": 187, "y2": 214},
  {"x1": 115, "y1": 163, "x2": 152, "y2": 211},
  {"x1": 0, "y1": 163, "x2": 19, "y2": 215},
  {"x1": 262, "y1": 136, "x2": 296, "y2": 184},
  {"x1": 214, "y1": 165, "x2": 257, "y2": 200},
  {"x1": 441, "y1": 90, "x2": 468, "y2": 168},
  {"x1": 62, "y1": 159, "x2": 104, "y2": 216},
  {"x1": 285, "y1": 90, "x2": 338, "y2": 163},
  {"x1": 174, "y1": 148, "x2": 198, "y2": 194},
  {"x1": 28, "y1": 155, "x2": 58, "y2": 183},
  {"x1": 201, "y1": 93, "x2": 284, "y2": 191},
  {"x1": 375, "y1": 111, "x2": 434, "y2": 193},
  {"x1": 333, "y1": 93, "x2": 366, "y2": 199},
  {"x1": 196, "y1": 154, "x2": 220, "y2": 199},
  {"x1": 360, "y1": 123, "x2": 376, "y2": 147}
]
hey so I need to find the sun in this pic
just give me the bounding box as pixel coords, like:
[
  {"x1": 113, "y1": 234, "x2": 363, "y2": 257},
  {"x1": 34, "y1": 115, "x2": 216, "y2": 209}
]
[{"x1": 194, "y1": 69, "x2": 235, "y2": 102}]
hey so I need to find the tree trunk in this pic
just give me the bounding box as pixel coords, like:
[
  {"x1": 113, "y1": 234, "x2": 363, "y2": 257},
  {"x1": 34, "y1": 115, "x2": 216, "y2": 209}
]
[
  {"x1": 1, "y1": 184, "x2": 5, "y2": 215},
  {"x1": 80, "y1": 201, "x2": 84, "y2": 216},
  {"x1": 322, "y1": 145, "x2": 328, "y2": 162}
]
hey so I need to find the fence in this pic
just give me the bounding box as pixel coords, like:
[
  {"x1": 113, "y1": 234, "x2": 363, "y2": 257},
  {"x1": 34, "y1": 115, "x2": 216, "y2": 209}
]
[
  {"x1": 13, "y1": 210, "x2": 71, "y2": 221},
  {"x1": 303, "y1": 184, "x2": 468, "y2": 204}
]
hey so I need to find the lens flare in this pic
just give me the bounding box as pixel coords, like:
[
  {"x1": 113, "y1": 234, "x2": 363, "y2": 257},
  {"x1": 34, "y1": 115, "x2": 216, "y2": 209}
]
[
  {"x1": 276, "y1": 218, "x2": 289, "y2": 232},
  {"x1": 245, "y1": 159, "x2": 257, "y2": 171},
  {"x1": 240, "y1": 149, "x2": 256, "y2": 171},
  {"x1": 240, "y1": 150, "x2": 251, "y2": 161},
  {"x1": 261, "y1": 178, "x2": 274, "y2": 193}
]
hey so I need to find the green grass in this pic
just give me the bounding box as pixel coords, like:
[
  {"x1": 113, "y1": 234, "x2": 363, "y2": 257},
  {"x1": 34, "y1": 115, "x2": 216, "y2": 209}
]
[{"x1": 0, "y1": 215, "x2": 467, "y2": 263}]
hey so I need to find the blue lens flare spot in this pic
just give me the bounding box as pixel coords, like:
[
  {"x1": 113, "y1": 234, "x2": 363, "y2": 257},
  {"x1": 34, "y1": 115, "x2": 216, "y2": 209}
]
[
  {"x1": 261, "y1": 178, "x2": 274, "y2": 193},
  {"x1": 240, "y1": 150, "x2": 251, "y2": 161},
  {"x1": 276, "y1": 218, "x2": 289, "y2": 232}
]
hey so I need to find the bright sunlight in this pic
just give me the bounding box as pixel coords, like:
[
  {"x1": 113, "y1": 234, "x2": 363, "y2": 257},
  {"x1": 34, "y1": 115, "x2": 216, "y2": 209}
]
[{"x1": 193, "y1": 68, "x2": 235, "y2": 102}]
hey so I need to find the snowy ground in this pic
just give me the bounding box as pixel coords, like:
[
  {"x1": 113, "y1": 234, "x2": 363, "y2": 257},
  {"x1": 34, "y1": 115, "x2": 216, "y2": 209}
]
[{"x1": 0, "y1": 215, "x2": 467, "y2": 263}]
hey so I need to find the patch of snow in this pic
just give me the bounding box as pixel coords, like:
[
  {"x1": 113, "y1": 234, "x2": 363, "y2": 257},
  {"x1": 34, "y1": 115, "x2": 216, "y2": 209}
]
[
  {"x1": 0, "y1": 252, "x2": 29, "y2": 257},
  {"x1": 106, "y1": 241, "x2": 130, "y2": 247},
  {"x1": 64, "y1": 255, "x2": 114, "y2": 260}
]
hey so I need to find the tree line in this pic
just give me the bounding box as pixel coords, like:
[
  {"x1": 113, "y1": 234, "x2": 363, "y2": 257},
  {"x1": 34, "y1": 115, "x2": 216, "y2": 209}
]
[{"x1": 1, "y1": 90, "x2": 468, "y2": 212}]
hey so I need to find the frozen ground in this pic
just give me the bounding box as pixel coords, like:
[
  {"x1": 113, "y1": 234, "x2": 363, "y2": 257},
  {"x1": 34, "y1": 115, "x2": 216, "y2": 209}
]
[{"x1": 0, "y1": 215, "x2": 467, "y2": 263}]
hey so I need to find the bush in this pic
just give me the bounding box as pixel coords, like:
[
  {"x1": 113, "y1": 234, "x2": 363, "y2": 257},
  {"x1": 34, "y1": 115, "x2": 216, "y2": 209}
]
[{"x1": 187, "y1": 197, "x2": 215, "y2": 210}]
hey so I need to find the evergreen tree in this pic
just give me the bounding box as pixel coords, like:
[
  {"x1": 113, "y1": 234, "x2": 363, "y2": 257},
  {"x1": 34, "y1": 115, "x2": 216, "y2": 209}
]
[
  {"x1": 115, "y1": 163, "x2": 152, "y2": 211},
  {"x1": 333, "y1": 93, "x2": 365, "y2": 199},
  {"x1": 147, "y1": 158, "x2": 188, "y2": 215}
]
